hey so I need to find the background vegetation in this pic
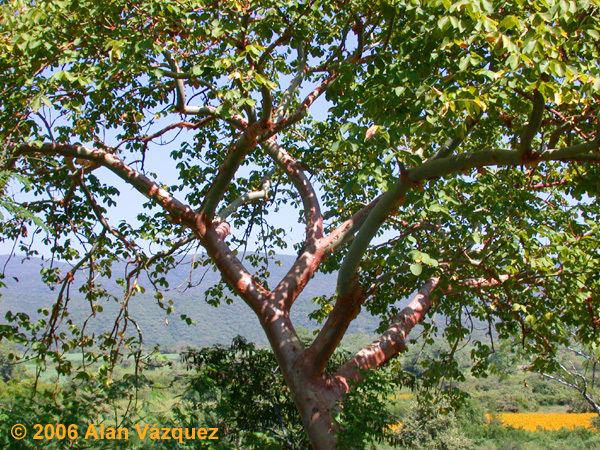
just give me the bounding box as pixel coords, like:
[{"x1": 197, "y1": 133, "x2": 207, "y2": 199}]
[{"x1": 1, "y1": 334, "x2": 599, "y2": 450}]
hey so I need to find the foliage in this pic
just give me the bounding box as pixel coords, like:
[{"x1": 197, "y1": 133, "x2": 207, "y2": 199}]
[
  {"x1": 392, "y1": 391, "x2": 476, "y2": 450},
  {"x1": 0, "y1": 378, "x2": 130, "y2": 450},
  {"x1": 178, "y1": 336, "x2": 308, "y2": 449},
  {"x1": 0, "y1": 342, "x2": 24, "y2": 382},
  {"x1": 335, "y1": 362, "x2": 409, "y2": 450},
  {"x1": 0, "y1": 339, "x2": 598, "y2": 450},
  {"x1": 0, "y1": 0, "x2": 599, "y2": 446},
  {"x1": 593, "y1": 415, "x2": 600, "y2": 431},
  {"x1": 178, "y1": 336, "x2": 413, "y2": 450}
]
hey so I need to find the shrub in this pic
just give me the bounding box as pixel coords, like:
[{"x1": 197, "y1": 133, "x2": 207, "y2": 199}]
[
  {"x1": 592, "y1": 415, "x2": 600, "y2": 431},
  {"x1": 568, "y1": 397, "x2": 597, "y2": 413},
  {"x1": 392, "y1": 392, "x2": 475, "y2": 450}
]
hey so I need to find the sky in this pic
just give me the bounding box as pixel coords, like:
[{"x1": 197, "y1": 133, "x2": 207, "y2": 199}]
[
  {"x1": 0, "y1": 79, "x2": 333, "y2": 260},
  {"x1": 0, "y1": 32, "x2": 386, "y2": 263}
]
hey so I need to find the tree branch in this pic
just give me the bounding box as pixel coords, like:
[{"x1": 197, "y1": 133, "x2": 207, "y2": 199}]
[
  {"x1": 304, "y1": 285, "x2": 365, "y2": 375},
  {"x1": 408, "y1": 139, "x2": 600, "y2": 182},
  {"x1": 311, "y1": 136, "x2": 597, "y2": 376},
  {"x1": 432, "y1": 115, "x2": 479, "y2": 160},
  {"x1": 200, "y1": 225, "x2": 271, "y2": 314},
  {"x1": 321, "y1": 195, "x2": 383, "y2": 253},
  {"x1": 317, "y1": 136, "x2": 598, "y2": 370},
  {"x1": 334, "y1": 277, "x2": 440, "y2": 386},
  {"x1": 336, "y1": 175, "x2": 411, "y2": 299},
  {"x1": 461, "y1": 274, "x2": 511, "y2": 288},
  {"x1": 199, "y1": 122, "x2": 265, "y2": 221},
  {"x1": 154, "y1": 64, "x2": 219, "y2": 94},
  {"x1": 80, "y1": 178, "x2": 137, "y2": 251},
  {"x1": 216, "y1": 174, "x2": 272, "y2": 222},
  {"x1": 127, "y1": 233, "x2": 198, "y2": 280},
  {"x1": 519, "y1": 89, "x2": 545, "y2": 160},
  {"x1": 11, "y1": 143, "x2": 198, "y2": 227},
  {"x1": 10, "y1": 143, "x2": 273, "y2": 324},
  {"x1": 262, "y1": 138, "x2": 323, "y2": 241},
  {"x1": 274, "y1": 42, "x2": 307, "y2": 123},
  {"x1": 261, "y1": 138, "x2": 325, "y2": 310},
  {"x1": 271, "y1": 242, "x2": 325, "y2": 311},
  {"x1": 162, "y1": 53, "x2": 227, "y2": 118},
  {"x1": 127, "y1": 117, "x2": 214, "y2": 144},
  {"x1": 271, "y1": 73, "x2": 337, "y2": 134}
]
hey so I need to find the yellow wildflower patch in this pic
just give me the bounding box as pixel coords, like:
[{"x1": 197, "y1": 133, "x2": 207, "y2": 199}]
[
  {"x1": 486, "y1": 412, "x2": 598, "y2": 431},
  {"x1": 388, "y1": 422, "x2": 403, "y2": 433}
]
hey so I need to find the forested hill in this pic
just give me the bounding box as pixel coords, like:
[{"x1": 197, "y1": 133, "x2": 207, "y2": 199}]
[{"x1": 0, "y1": 254, "x2": 389, "y2": 349}]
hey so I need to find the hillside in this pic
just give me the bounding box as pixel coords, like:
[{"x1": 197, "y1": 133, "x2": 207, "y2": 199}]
[{"x1": 0, "y1": 254, "x2": 386, "y2": 348}]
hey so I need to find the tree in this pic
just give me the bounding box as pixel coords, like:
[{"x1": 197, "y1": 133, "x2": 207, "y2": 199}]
[
  {"x1": 542, "y1": 345, "x2": 600, "y2": 415},
  {"x1": 1, "y1": 1, "x2": 599, "y2": 448}
]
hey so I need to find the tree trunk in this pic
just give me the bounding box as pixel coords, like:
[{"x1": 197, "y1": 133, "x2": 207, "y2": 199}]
[
  {"x1": 260, "y1": 306, "x2": 342, "y2": 449},
  {"x1": 288, "y1": 373, "x2": 341, "y2": 449}
]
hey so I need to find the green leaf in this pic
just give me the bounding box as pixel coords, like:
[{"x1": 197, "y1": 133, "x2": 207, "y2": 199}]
[
  {"x1": 506, "y1": 53, "x2": 520, "y2": 70},
  {"x1": 499, "y1": 15, "x2": 521, "y2": 30},
  {"x1": 438, "y1": 16, "x2": 450, "y2": 31},
  {"x1": 410, "y1": 263, "x2": 423, "y2": 276}
]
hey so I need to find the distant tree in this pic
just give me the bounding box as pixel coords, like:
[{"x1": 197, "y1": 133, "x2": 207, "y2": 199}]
[
  {"x1": 0, "y1": 342, "x2": 16, "y2": 382},
  {"x1": 1, "y1": 1, "x2": 599, "y2": 448},
  {"x1": 393, "y1": 392, "x2": 475, "y2": 450},
  {"x1": 543, "y1": 346, "x2": 600, "y2": 415}
]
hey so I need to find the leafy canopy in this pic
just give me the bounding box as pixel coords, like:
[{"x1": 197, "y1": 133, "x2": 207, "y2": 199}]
[{"x1": 0, "y1": 0, "x2": 598, "y2": 414}]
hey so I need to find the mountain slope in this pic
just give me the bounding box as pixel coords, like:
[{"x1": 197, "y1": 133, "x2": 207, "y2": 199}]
[{"x1": 0, "y1": 254, "x2": 386, "y2": 348}]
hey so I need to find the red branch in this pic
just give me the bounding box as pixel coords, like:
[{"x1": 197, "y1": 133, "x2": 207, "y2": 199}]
[{"x1": 334, "y1": 277, "x2": 440, "y2": 388}]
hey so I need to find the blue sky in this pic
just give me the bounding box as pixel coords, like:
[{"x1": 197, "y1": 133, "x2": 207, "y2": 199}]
[{"x1": 1, "y1": 85, "x2": 333, "y2": 259}]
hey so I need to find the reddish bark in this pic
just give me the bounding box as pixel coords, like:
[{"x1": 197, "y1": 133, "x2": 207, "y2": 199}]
[{"x1": 336, "y1": 277, "x2": 440, "y2": 385}]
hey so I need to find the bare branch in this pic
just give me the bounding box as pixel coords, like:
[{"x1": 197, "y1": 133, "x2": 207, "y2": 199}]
[
  {"x1": 260, "y1": 138, "x2": 325, "y2": 310},
  {"x1": 529, "y1": 179, "x2": 568, "y2": 190},
  {"x1": 80, "y1": 179, "x2": 138, "y2": 251},
  {"x1": 128, "y1": 117, "x2": 214, "y2": 144},
  {"x1": 461, "y1": 274, "x2": 511, "y2": 288},
  {"x1": 127, "y1": 234, "x2": 198, "y2": 280},
  {"x1": 12, "y1": 143, "x2": 199, "y2": 227},
  {"x1": 270, "y1": 243, "x2": 325, "y2": 311}
]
